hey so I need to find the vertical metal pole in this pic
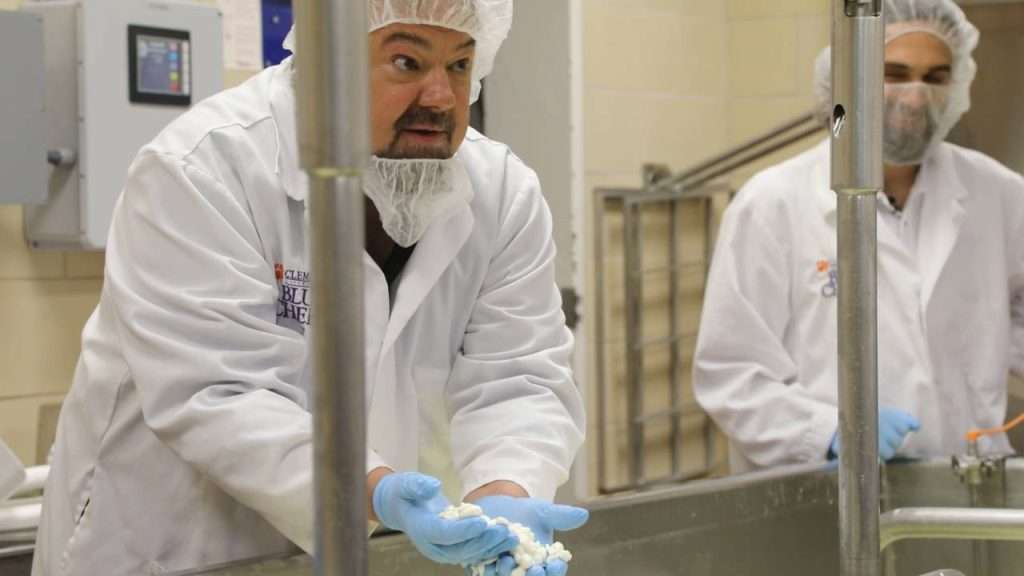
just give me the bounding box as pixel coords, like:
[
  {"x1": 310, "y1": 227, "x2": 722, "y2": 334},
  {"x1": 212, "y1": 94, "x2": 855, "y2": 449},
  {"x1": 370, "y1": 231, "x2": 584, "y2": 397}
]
[
  {"x1": 595, "y1": 194, "x2": 609, "y2": 493},
  {"x1": 832, "y1": 2, "x2": 885, "y2": 576},
  {"x1": 293, "y1": 2, "x2": 369, "y2": 576},
  {"x1": 702, "y1": 196, "x2": 717, "y2": 476},
  {"x1": 624, "y1": 199, "x2": 645, "y2": 487},
  {"x1": 667, "y1": 200, "x2": 681, "y2": 477}
]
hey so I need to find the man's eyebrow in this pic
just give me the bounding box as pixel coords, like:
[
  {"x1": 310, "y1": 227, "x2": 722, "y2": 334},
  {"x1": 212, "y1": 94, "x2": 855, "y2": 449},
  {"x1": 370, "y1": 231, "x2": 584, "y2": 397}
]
[
  {"x1": 884, "y1": 62, "x2": 952, "y2": 74},
  {"x1": 382, "y1": 32, "x2": 475, "y2": 53},
  {"x1": 382, "y1": 31, "x2": 432, "y2": 50}
]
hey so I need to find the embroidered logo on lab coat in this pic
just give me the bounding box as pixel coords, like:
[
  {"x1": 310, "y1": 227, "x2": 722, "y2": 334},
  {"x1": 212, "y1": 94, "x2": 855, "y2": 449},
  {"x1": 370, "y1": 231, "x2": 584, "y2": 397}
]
[
  {"x1": 818, "y1": 259, "x2": 838, "y2": 298},
  {"x1": 277, "y1": 265, "x2": 311, "y2": 327}
]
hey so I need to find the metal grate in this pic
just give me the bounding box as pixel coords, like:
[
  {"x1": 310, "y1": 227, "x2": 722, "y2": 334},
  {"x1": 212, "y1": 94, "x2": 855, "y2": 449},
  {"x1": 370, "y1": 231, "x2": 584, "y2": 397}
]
[
  {"x1": 593, "y1": 184, "x2": 729, "y2": 494},
  {"x1": 592, "y1": 110, "x2": 825, "y2": 494}
]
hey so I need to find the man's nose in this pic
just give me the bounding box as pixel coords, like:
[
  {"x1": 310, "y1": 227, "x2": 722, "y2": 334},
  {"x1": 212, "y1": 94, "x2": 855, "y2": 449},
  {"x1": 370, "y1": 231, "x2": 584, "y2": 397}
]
[
  {"x1": 418, "y1": 67, "x2": 456, "y2": 111},
  {"x1": 902, "y1": 86, "x2": 929, "y2": 107}
]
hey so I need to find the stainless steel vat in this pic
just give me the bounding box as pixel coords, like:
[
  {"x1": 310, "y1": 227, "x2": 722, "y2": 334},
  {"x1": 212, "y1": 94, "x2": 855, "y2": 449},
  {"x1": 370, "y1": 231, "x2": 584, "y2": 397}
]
[{"x1": 7, "y1": 459, "x2": 1024, "y2": 576}]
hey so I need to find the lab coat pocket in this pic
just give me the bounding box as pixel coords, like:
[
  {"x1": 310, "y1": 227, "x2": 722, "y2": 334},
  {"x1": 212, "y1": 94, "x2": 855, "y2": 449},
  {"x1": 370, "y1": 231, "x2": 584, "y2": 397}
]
[{"x1": 58, "y1": 482, "x2": 94, "y2": 576}]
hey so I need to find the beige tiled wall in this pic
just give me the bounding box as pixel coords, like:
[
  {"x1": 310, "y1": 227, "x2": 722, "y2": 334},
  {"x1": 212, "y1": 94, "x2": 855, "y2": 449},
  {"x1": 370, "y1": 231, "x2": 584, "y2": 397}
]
[
  {"x1": 582, "y1": 0, "x2": 832, "y2": 493},
  {"x1": 725, "y1": 0, "x2": 830, "y2": 184},
  {"x1": 0, "y1": 0, "x2": 254, "y2": 467},
  {"x1": 582, "y1": 0, "x2": 731, "y2": 492},
  {"x1": 0, "y1": 0, "x2": 100, "y2": 466}
]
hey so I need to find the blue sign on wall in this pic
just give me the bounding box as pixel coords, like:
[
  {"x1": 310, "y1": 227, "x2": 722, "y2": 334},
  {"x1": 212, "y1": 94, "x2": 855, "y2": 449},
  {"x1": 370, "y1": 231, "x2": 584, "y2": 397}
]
[{"x1": 262, "y1": 0, "x2": 293, "y2": 67}]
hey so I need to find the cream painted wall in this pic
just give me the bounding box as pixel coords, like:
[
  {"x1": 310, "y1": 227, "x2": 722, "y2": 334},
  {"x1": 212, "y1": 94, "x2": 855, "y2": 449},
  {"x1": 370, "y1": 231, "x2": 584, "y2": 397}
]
[
  {"x1": 582, "y1": 0, "x2": 731, "y2": 491},
  {"x1": 0, "y1": 0, "x2": 101, "y2": 467},
  {"x1": 0, "y1": 0, "x2": 255, "y2": 467},
  {"x1": 581, "y1": 0, "x2": 831, "y2": 492},
  {"x1": 725, "y1": 0, "x2": 830, "y2": 184}
]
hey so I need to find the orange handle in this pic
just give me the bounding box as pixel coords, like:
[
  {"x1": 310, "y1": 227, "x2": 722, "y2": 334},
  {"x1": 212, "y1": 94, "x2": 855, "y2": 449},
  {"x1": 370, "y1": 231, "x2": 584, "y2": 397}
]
[{"x1": 967, "y1": 413, "x2": 1024, "y2": 443}]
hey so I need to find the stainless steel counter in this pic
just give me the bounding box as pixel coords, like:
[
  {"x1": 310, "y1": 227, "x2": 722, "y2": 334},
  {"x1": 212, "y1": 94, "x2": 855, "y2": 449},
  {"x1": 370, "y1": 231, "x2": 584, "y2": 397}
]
[{"x1": 7, "y1": 459, "x2": 1024, "y2": 576}]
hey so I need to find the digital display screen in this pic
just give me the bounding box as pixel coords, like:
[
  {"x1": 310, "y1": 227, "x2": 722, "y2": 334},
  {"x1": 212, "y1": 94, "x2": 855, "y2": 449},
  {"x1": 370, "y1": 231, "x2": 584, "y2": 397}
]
[{"x1": 128, "y1": 26, "x2": 192, "y2": 106}]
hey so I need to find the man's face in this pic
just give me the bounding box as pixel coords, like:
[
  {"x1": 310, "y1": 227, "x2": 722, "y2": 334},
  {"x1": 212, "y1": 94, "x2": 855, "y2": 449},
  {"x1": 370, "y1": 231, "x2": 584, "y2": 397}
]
[
  {"x1": 882, "y1": 30, "x2": 955, "y2": 164},
  {"x1": 884, "y1": 30, "x2": 953, "y2": 86},
  {"x1": 369, "y1": 23, "x2": 475, "y2": 159}
]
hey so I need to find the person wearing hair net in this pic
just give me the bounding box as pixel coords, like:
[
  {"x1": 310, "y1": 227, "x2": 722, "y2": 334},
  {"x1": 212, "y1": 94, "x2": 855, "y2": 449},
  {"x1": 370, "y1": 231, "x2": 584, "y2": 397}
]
[
  {"x1": 32, "y1": 1, "x2": 587, "y2": 574},
  {"x1": 694, "y1": 0, "x2": 1024, "y2": 473}
]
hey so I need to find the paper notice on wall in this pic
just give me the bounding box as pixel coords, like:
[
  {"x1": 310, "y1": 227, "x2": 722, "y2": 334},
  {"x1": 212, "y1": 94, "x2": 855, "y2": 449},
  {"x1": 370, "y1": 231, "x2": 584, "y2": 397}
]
[{"x1": 218, "y1": 0, "x2": 264, "y2": 71}]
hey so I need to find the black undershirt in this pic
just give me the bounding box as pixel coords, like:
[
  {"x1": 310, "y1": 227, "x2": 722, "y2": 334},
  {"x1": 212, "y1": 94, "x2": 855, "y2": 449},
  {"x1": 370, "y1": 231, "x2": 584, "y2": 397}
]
[{"x1": 380, "y1": 243, "x2": 416, "y2": 287}]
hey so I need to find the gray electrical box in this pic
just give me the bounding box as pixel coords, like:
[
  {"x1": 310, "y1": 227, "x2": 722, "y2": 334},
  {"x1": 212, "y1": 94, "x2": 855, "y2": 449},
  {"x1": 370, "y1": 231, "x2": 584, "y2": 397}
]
[
  {"x1": 12, "y1": 0, "x2": 223, "y2": 250},
  {"x1": 0, "y1": 11, "x2": 46, "y2": 205}
]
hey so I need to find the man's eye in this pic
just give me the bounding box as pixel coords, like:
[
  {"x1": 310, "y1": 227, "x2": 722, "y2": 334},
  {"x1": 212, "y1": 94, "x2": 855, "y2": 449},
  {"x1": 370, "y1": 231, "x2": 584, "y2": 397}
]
[
  {"x1": 449, "y1": 58, "x2": 472, "y2": 74},
  {"x1": 924, "y1": 72, "x2": 951, "y2": 85},
  {"x1": 393, "y1": 56, "x2": 419, "y2": 72}
]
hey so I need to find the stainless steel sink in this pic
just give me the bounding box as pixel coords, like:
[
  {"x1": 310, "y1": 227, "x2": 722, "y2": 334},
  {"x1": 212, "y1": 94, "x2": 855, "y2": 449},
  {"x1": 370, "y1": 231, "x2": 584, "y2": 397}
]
[{"x1": 6, "y1": 459, "x2": 1024, "y2": 576}]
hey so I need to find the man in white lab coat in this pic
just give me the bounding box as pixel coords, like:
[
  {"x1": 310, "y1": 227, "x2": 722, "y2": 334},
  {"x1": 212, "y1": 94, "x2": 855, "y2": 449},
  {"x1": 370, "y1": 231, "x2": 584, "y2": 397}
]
[
  {"x1": 33, "y1": 1, "x2": 587, "y2": 575},
  {"x1": 694, "y1": 0, "x2": 1024, "y2": 473}
]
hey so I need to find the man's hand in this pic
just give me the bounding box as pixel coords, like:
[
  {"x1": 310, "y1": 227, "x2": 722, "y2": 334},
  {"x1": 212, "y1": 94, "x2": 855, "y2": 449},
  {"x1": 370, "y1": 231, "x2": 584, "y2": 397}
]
[
  {"x1": 471, "y1": 495, "x2": 589, "y2": 576},
  {"x1": 828, "y1": 407, "x2": 921, "y2": 461},
  {"x1": 372, "y1": 472, "x2": 518, "y2": 565}
]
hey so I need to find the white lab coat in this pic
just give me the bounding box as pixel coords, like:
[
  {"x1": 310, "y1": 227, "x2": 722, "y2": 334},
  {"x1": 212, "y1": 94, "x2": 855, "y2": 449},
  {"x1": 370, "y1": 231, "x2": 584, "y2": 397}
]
[
  {"x1": 0, "y1": 440, "x2": 25, "y2": 501},
  {"x1": 694, "y1": 140, "x2": 1024, "y2": 474},
  {"x1": 33, "y1": 59, "x2": 584, "y2": 576}
]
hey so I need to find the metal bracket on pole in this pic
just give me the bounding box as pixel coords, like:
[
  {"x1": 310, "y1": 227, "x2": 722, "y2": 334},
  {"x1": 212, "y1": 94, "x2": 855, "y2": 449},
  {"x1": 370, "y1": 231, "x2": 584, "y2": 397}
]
[
  {"x1": 832, "y1": 1, "x2": 884, "y2": 576},
  {"x1": 294, "y1": 2, "x2": 370, "y2": 576}
]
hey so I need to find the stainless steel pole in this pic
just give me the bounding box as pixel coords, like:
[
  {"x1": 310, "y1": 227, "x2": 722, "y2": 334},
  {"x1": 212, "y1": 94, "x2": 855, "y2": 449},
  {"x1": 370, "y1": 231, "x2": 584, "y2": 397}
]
[
  {"x1": 832, "y1": 1, "x2": 885, "y2": 576},
  {"x1": 293, "y1": 2, "x2": 370, "y2": 576}
]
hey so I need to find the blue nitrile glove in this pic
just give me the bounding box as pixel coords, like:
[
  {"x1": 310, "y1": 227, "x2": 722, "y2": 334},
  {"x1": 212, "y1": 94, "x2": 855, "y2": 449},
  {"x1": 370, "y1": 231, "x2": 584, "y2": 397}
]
[
  {"x1": 472, "y1": 496, "x2": 589, "y2": 576},
  {"x1": 373, "y1": 473, "x2": 518, "y2": 566},
  {"x1": 827, "y1": 407, "x2": 921, "y2": 461}
]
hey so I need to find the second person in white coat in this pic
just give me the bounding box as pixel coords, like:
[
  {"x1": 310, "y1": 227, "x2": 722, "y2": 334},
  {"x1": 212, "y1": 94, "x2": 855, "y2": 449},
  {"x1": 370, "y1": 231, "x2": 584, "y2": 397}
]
[{"x1": 693, "y1": 0, "x2": 1024, "y2": 473}]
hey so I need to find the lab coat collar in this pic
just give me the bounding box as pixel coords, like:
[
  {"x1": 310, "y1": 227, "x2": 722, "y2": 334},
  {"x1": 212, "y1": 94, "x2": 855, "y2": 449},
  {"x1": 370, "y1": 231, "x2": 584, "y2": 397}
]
[
  {"x1": 381, "y1": 201, "x2": 474, "y2": 355},
  {"x1": 916, "y1": 143, "x2": 969, "y2": 308},
  {"x1": 268, "y1": 58, "x2": 308, "y2": 203},
  {"x1": 811, "y1": 140, "x2": 895, "y2": 226},
  {"x1": 811, "y1": 139, "x2": 920, "y2": 266},
  {"x1": 813, "y1": 142, "x2": 968, "y2": 308},
  {"x1": 810, "y1": 141, "x2": 836, "y2": 223}
]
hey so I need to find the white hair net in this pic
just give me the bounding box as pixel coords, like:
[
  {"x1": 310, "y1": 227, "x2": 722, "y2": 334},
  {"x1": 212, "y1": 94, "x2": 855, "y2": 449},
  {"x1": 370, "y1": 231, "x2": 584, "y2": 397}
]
[
  {"x1": 811, "y1": 0, "x2": 980, "y2": 163},
  {"x1": 283, "y1": 0, "x2": 513, "y2": 103}
]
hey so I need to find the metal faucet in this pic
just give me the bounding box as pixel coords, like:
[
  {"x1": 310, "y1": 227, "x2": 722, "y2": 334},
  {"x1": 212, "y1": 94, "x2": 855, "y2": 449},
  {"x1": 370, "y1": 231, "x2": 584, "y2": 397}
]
[{"x1": 952, "y1": 441, "x2": 1003, "y2": 489}]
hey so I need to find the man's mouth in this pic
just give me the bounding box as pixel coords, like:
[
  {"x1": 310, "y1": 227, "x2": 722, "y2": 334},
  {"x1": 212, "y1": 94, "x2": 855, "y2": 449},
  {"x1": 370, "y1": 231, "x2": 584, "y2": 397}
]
[
  {"x1": 382, "y1": 107, "x2": 456, "y2": 158},
  {"x1": 399, "y1": 126, "x2": 449, "y2": 143}
]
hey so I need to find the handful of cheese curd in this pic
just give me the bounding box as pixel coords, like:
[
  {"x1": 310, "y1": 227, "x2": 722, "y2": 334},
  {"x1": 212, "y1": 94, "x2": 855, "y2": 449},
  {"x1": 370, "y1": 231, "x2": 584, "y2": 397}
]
[{"x1": 441, "y1": 502, "x2": 581, "y2": 576}]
